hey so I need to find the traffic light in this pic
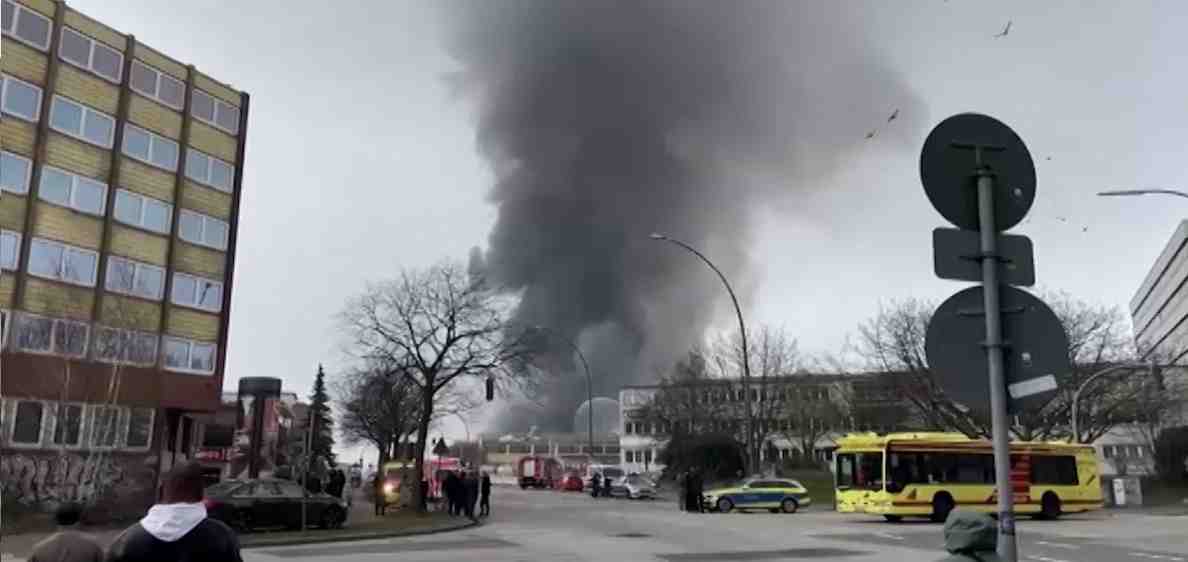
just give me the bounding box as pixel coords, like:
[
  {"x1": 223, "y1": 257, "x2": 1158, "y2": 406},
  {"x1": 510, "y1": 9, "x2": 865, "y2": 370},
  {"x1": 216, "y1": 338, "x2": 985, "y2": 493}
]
[{"x1": 485, "y1": 376, "x2": 495, "y2": 401}]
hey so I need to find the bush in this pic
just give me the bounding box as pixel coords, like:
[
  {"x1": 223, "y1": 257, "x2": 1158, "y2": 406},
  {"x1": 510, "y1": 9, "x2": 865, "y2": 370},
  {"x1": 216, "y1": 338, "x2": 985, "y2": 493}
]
[{"x1": 658, "y1": 432, "x2": 745, "y2": 482}]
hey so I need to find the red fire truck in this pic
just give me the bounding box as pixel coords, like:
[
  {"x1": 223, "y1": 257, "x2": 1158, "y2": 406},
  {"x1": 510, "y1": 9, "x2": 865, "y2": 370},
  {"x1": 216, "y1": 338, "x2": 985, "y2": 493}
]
[{"x1": 518, "y1": 455, "x2": 563, "y2": 489}]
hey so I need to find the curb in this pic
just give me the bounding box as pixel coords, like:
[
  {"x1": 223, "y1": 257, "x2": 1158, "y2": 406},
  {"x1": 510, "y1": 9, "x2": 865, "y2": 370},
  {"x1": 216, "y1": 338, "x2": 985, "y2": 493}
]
[{"x1": 240, "y1": 518, "x2": 482, "y2": 549}]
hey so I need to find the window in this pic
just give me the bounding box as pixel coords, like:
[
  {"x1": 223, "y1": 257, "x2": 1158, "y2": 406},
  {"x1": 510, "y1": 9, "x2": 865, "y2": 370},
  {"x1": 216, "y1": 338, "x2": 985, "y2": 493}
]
[
  {"x1": 178, "y1": 210, "x2": 228, "y2": 250},
  {"x1": 58, "y1": 27, "x2": 123, "y2": 83},
  {"x1": 12, "y1": 313, "x2": 88, "y2": 357},
  {"x1": 1, "y1": 230, "x2": 20, "y2": 271},
  {"x1": 129, "y1": 60, "x2": 184, "y2": 110},
  {"x1": 106, "y1": 256, "x2": 165, "y2": 300},
  {"x1": 93, "y1": 326, "x2": 158, "y2": 365},
  {"x1": 171, "y1": 272, "x2": 222, "y2": 312},
  {"x1": 122, "y1": 124, "x2": 179, "y2": 171},
  {"x1": 28, "y1": 238, "x2": 99, "y2": 286},
  {"x1": 191, "y1": 89, "x2": 240, "y2": 135},
  {"x1": 836, "y1": 452, "x2": 884, "y2": 490},
  {"x1": 163, "y1": 337, "x2": 216, "y2": 374},
  {"x1": 1, "y1": 73, "x2": 43, "y2": 121},
  {"x1": 125, "y1": 408, "x2": 154, "y2": 448},
  {"x1": 38, "y1": 166, "x2": 108, "y2": 216},
  {"x1": 49, "y1": 96, "x2": 115, "y2": 148},
  {"x1": 52, "y1": 403, "x2": 83, "y2": 447},
  {"x1": 1, "y1": 0, "x2": 50, "y2": 50},
  {"x1": 90, "y1": 406, "x2": 120, "y2": 448},
  {"x1": 113, "y1": 189, "x2": 171, "y2": 234},
  {"x1": 1, "y1": 151, "x2": 32, "y2": 194},
  {"x1": 11, "y1": 401, "x2": 45, "y2": 445},
  {"x1": 185, "y1": 149, "x2": 234, "y2": 192}
]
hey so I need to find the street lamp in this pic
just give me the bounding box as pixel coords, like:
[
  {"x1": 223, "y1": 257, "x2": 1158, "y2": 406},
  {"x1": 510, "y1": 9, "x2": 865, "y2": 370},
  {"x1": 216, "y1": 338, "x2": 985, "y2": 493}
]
[
  {"x1": 528, "y1": 326, "x2": 595, "y2": 465},
  {"x1": 1071, "y1": 361, "x2": 1156, "y2": 443},
  {"x1": 649, "y1": 232, "x2": 757, "y2": 474},
  {"x1": 1097, "y1": 189, "x2": 1188, "y2": 200}
]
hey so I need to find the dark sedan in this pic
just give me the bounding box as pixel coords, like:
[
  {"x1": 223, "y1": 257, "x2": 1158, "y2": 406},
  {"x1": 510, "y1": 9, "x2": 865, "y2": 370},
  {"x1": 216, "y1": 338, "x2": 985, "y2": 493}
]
[{"x1": 203, "y1": 479, "x2": 347, "y2": 532}]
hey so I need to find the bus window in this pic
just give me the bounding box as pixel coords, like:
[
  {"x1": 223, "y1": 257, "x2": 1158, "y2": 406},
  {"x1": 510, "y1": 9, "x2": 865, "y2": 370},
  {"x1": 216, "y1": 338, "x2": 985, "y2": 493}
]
[
  {"x1": 836, "y1": 452, "x2": 883, "y2": 490},
  {"x1": 837, "y1": 453, "x2": 855, "y2": 490},
  {"x1": 1031, "y1": 455, "x2": 1078, "y2": 485}
]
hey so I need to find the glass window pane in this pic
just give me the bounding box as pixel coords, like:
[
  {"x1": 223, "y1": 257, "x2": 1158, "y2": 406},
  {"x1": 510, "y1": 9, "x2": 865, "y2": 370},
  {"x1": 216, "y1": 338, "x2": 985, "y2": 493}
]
[
  {"x1": 210, "y1": 159, "x2": 233, "y2": 191},
  {"x1": 152, "y1": 137, "x2": 178, "y2": 170},
  {"x1": 91, "y1": 43, "x2": 122, "y2": 81},
  {"x1": 191, "y1": 343, "x2": 215, "y2": 372},
  {"x1": 64, "y1": 248, "x2": 96, "y2": 285},
  {"x1": 191, "y1": 90, "x2": 215, "y2": 122},
  {"x1": 73, "y1": 177, "x2": 105, "y2": 215},
  {"x1": 38, "y1": 167, "x2": 72, "y2": 206},
  {"x1": 130, "y1": 61, "x2": 157, "y2": 97},
  {"x1": 172, "y1": 273, "x2": 196, "y2": 305},
  {"x1": 55, "y1": 321, "x2": 87, "y2": 356},
  {"x1": 129, "y1": 334, "x2": 157, "y2": 365},
  {"x1": 123, "y1": 126, "x2": 150, "y2": 160},
  {"x1": 114, "y1": 190, "x2": 142, "y2": 226},
  {"x1": 16, "y1": 314, "x2": 52, "y2": 352},
  {"x1": 137, "y1": 265, "x2": 164, "y2": 300},
  {"x1": 28, "y1": 239, "x2": 63, "y2": 279},
  {"x1": 216, "y1": 103, "x2": 239, "y2": 133},
  {"x1": 92, "y1": 326, "x2": 120, "y2": 361},
  {"x1": 1, "y1": 231, "x2": 18, "y2": 270},
  {"x1": 3, "y1": 2, "x2": 14, "y2": 33},
  {"x1": 50, "y1": 97, "x2": 82, "y2": 135},
  {"x1": 198, "y1": 281, "x2": 222, "y2": 311},
  {"x1": 13, "y1": 402, "x2": 44, "y2": 443},
  {"x1": 59, "y1": 28, "x2": 91, "y2": 67},
  {"x1": 53, "y1": 404, "x2": 83, "y2": 446},
  {"x1": 106, "y1": 258, "x2": 134, "y2": 292},
  {"x1": 185, "y1": 150, "x2": 208, "y2": 182},
  {"x1": 206, "y1": 219, "x2": 228, "y2": 249},
  {"x1": 83, "y1": 111, "x2": 114, "y2": 147},
  {"x1": 91, "y1": 407, "x2": 119, "y2": 447},
  {"x1": 0, "y1": 152, "x2": 31, "y2": 193},
  {"x1": 164, "y1": 338, "x2": 189, "y2": 368},
  {"x1": 14, "y1": 7, "x2": 49, "y2": 48},
  {"x1": 127, "y1": 408, "x2": 153, "y2": 447},
  {"x1": 159, "y1": 75, "x2": 184, "y2": 109},
  {"x1": 2, "y1": 78, "x2": 41, "y2": 120},
  {"x1": 143, "y1": 198, "x2": 170, "y2": 233},
  {"x1": 179, "y1": 211, "x2": 202, "y2": 243}
]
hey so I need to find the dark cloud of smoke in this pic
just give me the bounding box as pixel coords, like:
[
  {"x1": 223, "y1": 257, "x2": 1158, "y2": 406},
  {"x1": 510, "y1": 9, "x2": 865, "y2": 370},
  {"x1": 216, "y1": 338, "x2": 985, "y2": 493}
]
[{"x1": 444, "y1": 1, "x2": 924, "y2": 432}]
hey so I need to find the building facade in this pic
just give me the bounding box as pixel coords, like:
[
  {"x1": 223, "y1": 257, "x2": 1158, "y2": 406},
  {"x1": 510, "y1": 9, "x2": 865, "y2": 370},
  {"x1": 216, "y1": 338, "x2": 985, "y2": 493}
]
[
  {"x1": 0, "y1": 0, "x2": 247, "y2": 520},
  {"x1": 1131, "y1": 220, "x2": 1188, "y2": 362}
]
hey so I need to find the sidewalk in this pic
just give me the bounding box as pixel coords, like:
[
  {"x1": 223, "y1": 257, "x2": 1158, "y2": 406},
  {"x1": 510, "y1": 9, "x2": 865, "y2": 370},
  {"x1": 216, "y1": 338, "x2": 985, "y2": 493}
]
[{"x1": 0, "y1": 486, "x2": 476, "y2": 559}]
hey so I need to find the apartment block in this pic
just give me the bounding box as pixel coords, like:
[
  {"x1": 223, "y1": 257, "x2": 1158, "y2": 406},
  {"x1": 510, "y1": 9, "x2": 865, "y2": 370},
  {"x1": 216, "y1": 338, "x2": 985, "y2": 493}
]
[{"x1": 1, "y1": 0, "x2": 247, "y2": 519}]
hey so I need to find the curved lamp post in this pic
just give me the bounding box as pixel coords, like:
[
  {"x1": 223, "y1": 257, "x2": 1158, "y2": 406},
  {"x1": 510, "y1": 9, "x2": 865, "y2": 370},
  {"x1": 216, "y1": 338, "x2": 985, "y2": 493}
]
[
  {"x1": 649, "y1": 232, "x2": 757, "y2": 474},
  {"x1": 529, "y1": 326, "x2": 595, "y2": 464},
  {"x1": 1098, "y1": 189, "x2": 1188, "y2": 200},
  {"x1": 1071, "y1": 361, "x2": 1155, "y2": 443}
]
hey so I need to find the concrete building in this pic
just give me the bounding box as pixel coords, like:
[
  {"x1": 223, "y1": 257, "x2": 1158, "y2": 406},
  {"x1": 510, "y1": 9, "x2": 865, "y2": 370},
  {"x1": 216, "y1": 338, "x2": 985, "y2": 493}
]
[
  {"x1": 0, "y1": 0, "x2": 248, "y2": 519},
  {"x1": 1131, "y1": 220, "x2": 1188, "y2": 362},
  {"x1": 478, "y1": 431, "x2": 621, "y2": 476}
]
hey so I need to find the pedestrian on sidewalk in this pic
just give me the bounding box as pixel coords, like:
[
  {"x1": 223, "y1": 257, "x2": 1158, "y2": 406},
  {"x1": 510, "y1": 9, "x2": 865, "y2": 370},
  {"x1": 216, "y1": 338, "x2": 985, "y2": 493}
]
[
  {"x1": 28, "y1": 503, "x2": 103, "y2": 562},
  {"x1": 444, "y1": 471, "x2": 459, "y2": 516},
  {"x1": 373, "y1": 474, "x2": 386, "y2": 516},
  {"x1": 935, "y1": 510, "x2": 1001, "y2": 562},
  {"x1": 591, "y1": 473, "x2": 602, "y2": 499},
  {"x1": 106, "y1": 461, "x2": 242, "y2": 562},
  {"x1": 479, "y1": 471, "x2": 492, "y2": 517},
  {"x1": 463, "y1": 471, "x2": 480, "y2": 521}
]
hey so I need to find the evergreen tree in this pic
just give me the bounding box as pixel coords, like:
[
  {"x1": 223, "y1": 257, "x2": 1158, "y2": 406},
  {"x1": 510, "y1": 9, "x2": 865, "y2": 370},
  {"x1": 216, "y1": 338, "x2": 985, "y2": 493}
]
[{"x1": 309, "y1": 364, "x2": 336, "y2": 470}]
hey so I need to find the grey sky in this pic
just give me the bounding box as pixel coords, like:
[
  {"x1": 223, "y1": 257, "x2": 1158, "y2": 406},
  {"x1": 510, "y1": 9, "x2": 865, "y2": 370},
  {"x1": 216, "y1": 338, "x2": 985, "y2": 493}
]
[{"x1": 75, "y1": 1, "x2": 1188, "y2": 443}]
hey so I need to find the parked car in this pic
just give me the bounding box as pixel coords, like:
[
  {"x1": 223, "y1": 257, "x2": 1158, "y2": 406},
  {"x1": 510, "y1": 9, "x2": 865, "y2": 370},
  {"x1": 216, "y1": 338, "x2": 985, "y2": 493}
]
[
  {"x1": 204, "y1": 479, "x2": 347, "y2": 532},
  {"x1": 610, "y1": 474, "x2": 656, "y2": 499},
  {"x1": 701, "y1": 478, "x2": 811, "y2": 514},
  {"x1": 557, "y1": 471, "x2": 585, "y2": 492}
]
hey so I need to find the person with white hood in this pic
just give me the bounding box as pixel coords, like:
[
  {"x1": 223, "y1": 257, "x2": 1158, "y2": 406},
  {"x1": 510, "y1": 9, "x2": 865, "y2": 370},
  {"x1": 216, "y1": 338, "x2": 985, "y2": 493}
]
[{"x1": 106, "y1": 461, "x2": 242, "y2": 562}]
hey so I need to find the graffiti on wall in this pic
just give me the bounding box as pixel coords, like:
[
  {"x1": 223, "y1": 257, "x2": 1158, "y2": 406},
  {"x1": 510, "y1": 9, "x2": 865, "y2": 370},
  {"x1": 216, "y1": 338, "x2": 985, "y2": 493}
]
[{"x1": 0, "y1": 452, "x2": 129, "y2": 507}]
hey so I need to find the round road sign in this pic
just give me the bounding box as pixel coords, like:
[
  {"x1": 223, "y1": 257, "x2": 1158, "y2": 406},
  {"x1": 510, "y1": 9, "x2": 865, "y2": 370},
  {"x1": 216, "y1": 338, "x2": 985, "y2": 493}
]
[{"x1": 920, "y1": 113, "x2": 1036, "y2": 232}]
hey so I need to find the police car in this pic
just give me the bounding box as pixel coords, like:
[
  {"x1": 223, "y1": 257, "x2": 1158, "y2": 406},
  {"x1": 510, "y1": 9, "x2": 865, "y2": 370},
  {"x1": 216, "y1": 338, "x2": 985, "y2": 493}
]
[{"x1": 702, "y1": 478, "x2": 812, "y2": 513}]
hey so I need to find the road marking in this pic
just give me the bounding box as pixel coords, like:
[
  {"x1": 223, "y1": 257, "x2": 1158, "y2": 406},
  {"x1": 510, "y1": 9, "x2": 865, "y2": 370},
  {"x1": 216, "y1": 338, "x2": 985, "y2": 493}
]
[
  {"x1": 1035, "y1": 541, "x2": 1081, "y2": 550},
  {"x1": 1129, "y1": 553, "x2": 1185, "y2": 561},
  {"x1": 874, "y1": 532, "x2": 904, "y2": 541},
  {"x1": 1025, "y1": 556, "x2": 1069, "y2": 562}
]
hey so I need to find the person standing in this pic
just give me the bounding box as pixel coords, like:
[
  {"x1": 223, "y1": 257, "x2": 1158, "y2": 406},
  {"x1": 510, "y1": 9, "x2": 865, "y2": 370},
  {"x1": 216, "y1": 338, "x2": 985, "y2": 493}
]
[
  {"x1": 106, "y1": 461, "x2": 242, "y2": 562},
  {"x1": 443, "y1": 471, "x2": 458, "y2": 516},
  {"x1": 479, "y1": 471, "x2": 492, "y2": 517},
  {"x1": 463, "y1": 471, "x2": 480, "y2": 521},
  {"x1": 29, "y1": 503, "x2": 103, "y2": 562},
  {"x1": 677, "y1": 470, "x2": 687, "y2": 511},
  {"x1": 373, "y1": 473, "x2": 386, "y2": 516},
  {"x1": 690, "y1": 468, "x2": 704, "y2": 513},
  {"x1": 603, "y1": 473, "x2": 614, "y2": 498}
]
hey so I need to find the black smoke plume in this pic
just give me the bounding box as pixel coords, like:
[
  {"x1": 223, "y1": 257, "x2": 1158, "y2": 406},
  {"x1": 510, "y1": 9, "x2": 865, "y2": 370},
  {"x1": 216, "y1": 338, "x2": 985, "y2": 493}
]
[{"x1": 445, "y1": 1, "x2": 923, "y2": 432}]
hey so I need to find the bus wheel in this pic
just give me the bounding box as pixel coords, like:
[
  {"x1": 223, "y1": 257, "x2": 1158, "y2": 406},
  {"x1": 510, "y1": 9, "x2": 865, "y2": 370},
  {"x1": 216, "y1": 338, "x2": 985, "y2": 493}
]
[
  {"x1": 1040, "y1": 493, "x2": 1062, "y2": 520},
  {"x1": 883, "y1": 514, "x2": 903, "y2": 522},
  {"x1": 930, "y1": 493, "x2": 954, "y2": 523}
]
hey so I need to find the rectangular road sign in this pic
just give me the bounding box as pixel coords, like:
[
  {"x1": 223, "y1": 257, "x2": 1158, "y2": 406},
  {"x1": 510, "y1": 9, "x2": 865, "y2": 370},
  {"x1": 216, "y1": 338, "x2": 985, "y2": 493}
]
[
  {"x1": 933, "y1": 228, "x2": 1035, "y2": 286},
  {"x1": 1007, "y1": 374, "x2": 1057, "y2": 400}
]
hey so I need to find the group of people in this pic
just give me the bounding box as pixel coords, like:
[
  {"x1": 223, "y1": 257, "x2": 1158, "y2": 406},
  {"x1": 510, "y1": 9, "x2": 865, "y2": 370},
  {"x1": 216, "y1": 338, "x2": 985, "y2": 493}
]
[
  {"x1": 589, "y1": 473, "x2": 615, "y2": 498},
  {"x1": 678, "y1": 468, "x2": 705, "y2": 513},
  {"x1": 29, "y1": 461, "x2": 243, "y2": 562},
  {"x1": 442, "y1": 470, "x2": 491, "y2": 520}
]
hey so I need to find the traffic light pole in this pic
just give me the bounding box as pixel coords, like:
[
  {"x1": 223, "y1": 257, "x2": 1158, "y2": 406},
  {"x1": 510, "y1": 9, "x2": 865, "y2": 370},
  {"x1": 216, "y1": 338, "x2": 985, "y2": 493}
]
[{"x1": 976, "y1": 163, "x2": 1017, "y2": 562}]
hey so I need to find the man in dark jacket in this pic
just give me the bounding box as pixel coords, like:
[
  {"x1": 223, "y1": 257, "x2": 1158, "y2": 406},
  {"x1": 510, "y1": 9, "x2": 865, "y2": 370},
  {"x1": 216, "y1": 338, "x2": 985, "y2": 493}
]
[
  {"x1": 106, "y1": 461, "x2": 242, "y2": 562},
  {"x1": 30, "y1": 502, "x2": 103, "y2": 562},
  {"x1": 462, "y1": 471, "x2": 480, "y2": 520},
  {"x1": 479, "y1": 472, "x2": 492, "y2": 517},
  {"x1": 936, "y1": 510, "x2": 1002, "y2": 562}
]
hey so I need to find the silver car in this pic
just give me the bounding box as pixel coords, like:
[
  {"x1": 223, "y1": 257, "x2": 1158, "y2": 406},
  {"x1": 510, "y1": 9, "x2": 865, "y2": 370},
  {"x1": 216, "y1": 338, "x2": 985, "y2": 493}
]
[{"x1": 612, "y1": 474, "x2": 656, "y2": 499}]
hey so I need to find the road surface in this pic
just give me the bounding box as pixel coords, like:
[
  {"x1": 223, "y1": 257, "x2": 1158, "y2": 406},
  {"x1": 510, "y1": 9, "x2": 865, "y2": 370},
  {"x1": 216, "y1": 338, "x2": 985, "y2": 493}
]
[{"x1": 240, "y1": 486, "x2": 1188, "y2": 562}]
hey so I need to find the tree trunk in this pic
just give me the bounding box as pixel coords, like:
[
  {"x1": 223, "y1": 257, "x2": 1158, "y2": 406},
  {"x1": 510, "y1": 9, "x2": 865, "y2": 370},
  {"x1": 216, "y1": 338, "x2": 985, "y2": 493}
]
[{"x1": 413, "y1": 384, "x2": 436, "y2": 513}]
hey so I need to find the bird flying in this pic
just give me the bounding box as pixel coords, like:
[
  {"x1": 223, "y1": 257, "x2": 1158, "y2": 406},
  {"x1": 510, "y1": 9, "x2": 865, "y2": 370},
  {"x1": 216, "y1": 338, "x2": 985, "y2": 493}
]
[{"x1": 994, "y1": 20, "x2": 1012, "y2": 38}]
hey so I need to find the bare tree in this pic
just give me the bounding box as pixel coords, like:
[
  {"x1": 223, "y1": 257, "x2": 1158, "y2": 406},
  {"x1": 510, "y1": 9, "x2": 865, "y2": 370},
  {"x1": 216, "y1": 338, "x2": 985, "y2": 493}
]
[
  {"x1": 340, "y1": 261, "x2": 533, "y2": 510},
  {"x1": 335, "y1": 362, "x2": 422, "y2": 468}
]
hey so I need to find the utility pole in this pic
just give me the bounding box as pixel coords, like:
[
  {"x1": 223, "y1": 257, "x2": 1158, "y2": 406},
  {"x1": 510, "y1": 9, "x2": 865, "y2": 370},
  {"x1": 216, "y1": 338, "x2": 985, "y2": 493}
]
[{"x1": 300, "y1": 405, "x2": 315, "y2": 533}]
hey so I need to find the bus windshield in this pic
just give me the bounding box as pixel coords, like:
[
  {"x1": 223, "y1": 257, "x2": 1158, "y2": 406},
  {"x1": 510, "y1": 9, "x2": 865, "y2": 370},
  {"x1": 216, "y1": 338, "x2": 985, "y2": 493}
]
[{"x1": 836, "y1": 452, "x2": 883, "y2": 490}]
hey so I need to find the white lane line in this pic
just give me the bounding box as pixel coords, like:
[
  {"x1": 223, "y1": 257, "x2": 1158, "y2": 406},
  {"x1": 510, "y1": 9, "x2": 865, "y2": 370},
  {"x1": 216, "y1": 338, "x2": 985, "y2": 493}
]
[
  {"x1": 874, "y1": 532, "x2": 904, "y2": 541},
  {"x1": 1035, "y1": 541, "x2": 1081, "y2": 550}
]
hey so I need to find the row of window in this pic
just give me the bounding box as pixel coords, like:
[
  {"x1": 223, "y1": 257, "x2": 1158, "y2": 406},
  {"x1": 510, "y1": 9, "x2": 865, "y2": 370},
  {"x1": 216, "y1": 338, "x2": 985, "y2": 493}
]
[
  {"x1": 2, "y1": 310, "x2": 217, "y2": 374},
  {"x1": 623, "y1": 449, "x2": 654, "y2": 464},
  {"x1": 0, "y1": 4, "x2": 241, "y2": 135},
  {"x1": 4, "y1": 399, "x2": 154, "y2": 451},
  {"x1": 1102, "y1": 444, "x2": 1146, "y2": 459},
  {"x1": 0, "y1": 229, "x2": 224, "y2": 311},
  {"x1": 0, "y1": 73, "x2": 236, "y2": 193},
  {"x1": 0, "y1": 150, "x2": 231, "y2": 250}
]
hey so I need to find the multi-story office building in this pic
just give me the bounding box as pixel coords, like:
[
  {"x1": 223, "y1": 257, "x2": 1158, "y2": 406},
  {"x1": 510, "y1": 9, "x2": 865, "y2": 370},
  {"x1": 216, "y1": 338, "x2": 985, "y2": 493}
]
[
  {"x1": 0, "y1": 0, "x2": 247, "y2": 518},
  {"x1": 1131, "y1": 220, "x2": 1188, "y2": 362}
]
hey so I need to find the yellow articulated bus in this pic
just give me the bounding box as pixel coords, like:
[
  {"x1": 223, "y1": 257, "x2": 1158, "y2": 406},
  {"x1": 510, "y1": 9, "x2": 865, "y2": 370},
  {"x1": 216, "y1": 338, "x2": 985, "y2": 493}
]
[{"x1": 834, "y1": 432, "x2": 1103, "y2": 522}]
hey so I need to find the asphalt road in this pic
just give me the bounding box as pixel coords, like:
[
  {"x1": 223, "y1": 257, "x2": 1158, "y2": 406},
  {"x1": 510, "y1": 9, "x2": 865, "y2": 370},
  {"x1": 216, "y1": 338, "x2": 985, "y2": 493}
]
[{"x1": 242, "y1": 489, "x2": 1186, "y2": 561}]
